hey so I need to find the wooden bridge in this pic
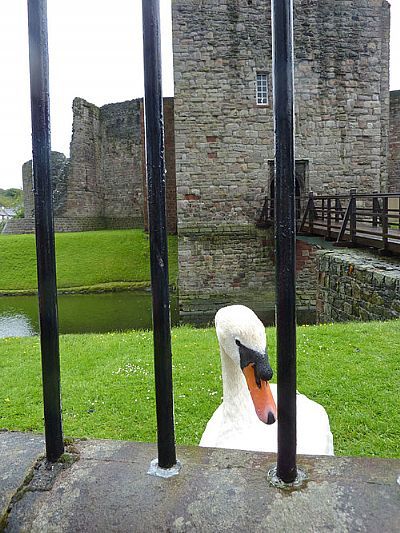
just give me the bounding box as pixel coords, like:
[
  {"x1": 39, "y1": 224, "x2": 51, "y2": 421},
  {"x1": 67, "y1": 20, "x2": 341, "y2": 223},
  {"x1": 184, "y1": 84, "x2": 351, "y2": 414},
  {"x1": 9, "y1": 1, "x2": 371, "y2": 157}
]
[{"x1": 257, "y1": 189, "x2": 400, "y2": 256}]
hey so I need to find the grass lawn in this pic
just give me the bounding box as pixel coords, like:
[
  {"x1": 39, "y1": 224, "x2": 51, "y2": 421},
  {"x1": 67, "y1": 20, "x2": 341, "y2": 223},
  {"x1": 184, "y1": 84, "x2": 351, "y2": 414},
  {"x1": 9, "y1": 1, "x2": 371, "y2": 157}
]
[
  {"x1": 0, "y1": 320, "x2": 399, "y2": 458},
  {"x1": 0, "y1": 229, "x2": 178, "y2": 294}
]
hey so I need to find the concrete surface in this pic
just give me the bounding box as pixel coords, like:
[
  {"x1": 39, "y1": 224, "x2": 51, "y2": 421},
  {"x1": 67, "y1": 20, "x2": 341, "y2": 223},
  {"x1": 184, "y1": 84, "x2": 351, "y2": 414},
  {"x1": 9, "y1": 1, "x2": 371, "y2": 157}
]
[
  {"x1": 0, "y1": 431, "x2": 44, "y2": 529},
  {"x1": 1, "y1": 431, "x2": 400, "y2": 532}
]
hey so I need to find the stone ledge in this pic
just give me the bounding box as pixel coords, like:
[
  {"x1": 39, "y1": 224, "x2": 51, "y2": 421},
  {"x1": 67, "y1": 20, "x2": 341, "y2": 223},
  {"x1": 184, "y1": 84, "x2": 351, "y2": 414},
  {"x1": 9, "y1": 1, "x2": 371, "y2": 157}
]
[{"x1": 2, "y1": 433, "x2": 400, "y2": 532}]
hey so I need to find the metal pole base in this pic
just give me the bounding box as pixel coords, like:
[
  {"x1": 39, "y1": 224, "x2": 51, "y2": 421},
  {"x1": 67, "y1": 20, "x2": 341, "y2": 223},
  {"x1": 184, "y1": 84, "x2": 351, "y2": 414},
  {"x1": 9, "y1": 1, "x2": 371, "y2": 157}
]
[
  {"x1": 267, "y1": 465, "x2": 307, "y2": 490},
  {"x1": 147, "y1": 458, "x2": 182, "y2": 479}
]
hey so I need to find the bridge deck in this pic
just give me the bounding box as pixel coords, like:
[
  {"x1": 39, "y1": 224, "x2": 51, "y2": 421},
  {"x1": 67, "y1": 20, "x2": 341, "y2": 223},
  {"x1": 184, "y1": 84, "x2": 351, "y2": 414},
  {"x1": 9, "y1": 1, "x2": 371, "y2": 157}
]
[{"x1": 300, "y1": 219, "x2": 400, "y2": 255}]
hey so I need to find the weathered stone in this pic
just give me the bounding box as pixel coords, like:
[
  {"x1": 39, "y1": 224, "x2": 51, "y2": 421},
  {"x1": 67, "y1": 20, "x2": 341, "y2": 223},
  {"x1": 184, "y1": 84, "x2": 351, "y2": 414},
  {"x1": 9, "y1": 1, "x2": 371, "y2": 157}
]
[
  {"x1": 9, "y1": 98, "x2": 177, "y2": 235},
  {"x1": 316, "y1": 248, "x2": 400, "y2": 323},
  {"x1": 172, "y1": 0, "x2": 391, "y2": 315},
  {"x1": 0, "y1": 431, "x2": 44, "y2": 527},
  {"x1": 3, "y1": 435, "x2": 400, "y2": 533},
  {"x1": 389, "y1": 90, "x2": 400, "y2": 191}
]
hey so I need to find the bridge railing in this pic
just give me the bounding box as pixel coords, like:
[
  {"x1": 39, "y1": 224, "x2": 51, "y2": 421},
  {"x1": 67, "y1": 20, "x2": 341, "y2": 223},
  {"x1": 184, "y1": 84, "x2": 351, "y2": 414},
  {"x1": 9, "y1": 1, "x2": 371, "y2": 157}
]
[
  {"x1": 298, "y1": 190, "x2": 400, "y2": 254},
  {"x1": 258, "y1": 189, "x2": 400, "y2": 254}
]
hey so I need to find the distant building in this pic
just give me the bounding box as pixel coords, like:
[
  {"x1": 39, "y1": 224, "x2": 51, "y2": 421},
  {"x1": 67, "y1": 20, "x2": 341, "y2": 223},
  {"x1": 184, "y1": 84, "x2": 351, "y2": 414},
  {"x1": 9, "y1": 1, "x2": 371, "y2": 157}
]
[{"x1": 0, "y1": 206, "x2": 16, "y2": 220}]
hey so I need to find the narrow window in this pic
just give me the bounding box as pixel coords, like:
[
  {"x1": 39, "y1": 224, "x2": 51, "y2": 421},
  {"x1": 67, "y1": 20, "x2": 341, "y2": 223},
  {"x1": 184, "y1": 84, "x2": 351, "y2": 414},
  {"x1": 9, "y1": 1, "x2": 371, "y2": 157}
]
[{"x1": 256, "y1": 73, "x2": 268, "y2": 105}]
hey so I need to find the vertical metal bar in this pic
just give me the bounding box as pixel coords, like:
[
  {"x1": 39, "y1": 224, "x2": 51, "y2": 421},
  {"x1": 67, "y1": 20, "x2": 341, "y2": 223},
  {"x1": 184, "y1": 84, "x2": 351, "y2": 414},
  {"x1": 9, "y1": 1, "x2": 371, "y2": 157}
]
[
  {"x1": 27, "y1": 0, "x2": 64, "y2": 462},
  {"x1": 142, "y1": 0, "x2": 177, "y2": 469},
  {"x1": 272, "y1": 0, "x2": 297, "y2": 484}
]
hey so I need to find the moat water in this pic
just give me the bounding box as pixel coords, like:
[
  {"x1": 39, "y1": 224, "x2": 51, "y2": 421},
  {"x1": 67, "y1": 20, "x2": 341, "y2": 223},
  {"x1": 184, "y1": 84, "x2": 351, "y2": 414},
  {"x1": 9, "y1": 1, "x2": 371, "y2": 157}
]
[
  {"x1": 0, "y1": 291, "x2": 180, "y2": 338},
  {"x1": 0, "y1": 292, "x2": 316, "y2": 338}
]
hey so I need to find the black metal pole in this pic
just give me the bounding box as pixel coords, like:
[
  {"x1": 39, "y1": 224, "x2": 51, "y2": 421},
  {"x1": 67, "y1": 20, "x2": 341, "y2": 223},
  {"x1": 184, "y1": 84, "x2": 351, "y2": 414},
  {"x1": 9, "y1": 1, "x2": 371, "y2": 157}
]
[
  {"x1": 142, "y1": 0, "x2": 177, "y2": 469},
  {"x1": 272, "y1": 0, "x2": 297, "y2": 483},
  {"x1": 27, "y1": 0, "x2": 64, "y2": 462}
]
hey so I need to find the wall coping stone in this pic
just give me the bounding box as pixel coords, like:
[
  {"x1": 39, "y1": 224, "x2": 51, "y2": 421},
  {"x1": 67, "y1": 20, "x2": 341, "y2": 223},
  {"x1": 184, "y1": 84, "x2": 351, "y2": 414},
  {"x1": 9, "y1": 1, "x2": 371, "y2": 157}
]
[{"x1": 316, "y1": 249, "x2": 400, "y2": 282}]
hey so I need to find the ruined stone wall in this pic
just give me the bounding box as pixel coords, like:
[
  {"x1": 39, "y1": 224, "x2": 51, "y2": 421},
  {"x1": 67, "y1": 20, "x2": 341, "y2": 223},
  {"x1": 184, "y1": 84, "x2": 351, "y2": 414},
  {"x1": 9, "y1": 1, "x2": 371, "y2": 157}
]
[
  {"x1": 65, "y1": 98, "x2": 103, "y2": 217},
  {"x1": 389, "y1": 90, "x2": 400, "y2": 191},
  {"x1": 22, "y1": 161, "x2": 34, "y2": 218},
  {"x1": 16, "y1": 97, "x2": 177, "y2": 234},
  {"x1": 65, "y1": 97, "x2": 144, "y2": 226},
  {"x1": 22, "y1": 152, "x2": 69, "y2": 218},
  {"x1": 172, "y1": 0, "x2": 390, "y2": 316},
  {"x1": 316, "y1": 249, "x2": 400, "y2": 323},
  {"x1": 99, "y1": 100, "x2": 143, "y2": 225}
]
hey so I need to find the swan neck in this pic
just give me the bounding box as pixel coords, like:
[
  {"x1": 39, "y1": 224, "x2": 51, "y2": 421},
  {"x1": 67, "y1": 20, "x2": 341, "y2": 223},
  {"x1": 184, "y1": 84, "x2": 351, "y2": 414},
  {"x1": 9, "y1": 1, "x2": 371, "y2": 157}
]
[{"x1": 220, "y1": 347, "x2": 252, "y2": 412}]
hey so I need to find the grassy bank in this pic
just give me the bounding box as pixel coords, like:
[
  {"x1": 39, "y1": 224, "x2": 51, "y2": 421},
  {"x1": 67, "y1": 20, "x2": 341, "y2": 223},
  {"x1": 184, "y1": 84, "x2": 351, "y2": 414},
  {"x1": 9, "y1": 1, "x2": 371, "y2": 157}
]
[
  {"x1": 0, "y1": 320, "x2": 399, "y2": 458},
  {"x1": 0, "y1": 229, "x2": 178, "y2": 294}
]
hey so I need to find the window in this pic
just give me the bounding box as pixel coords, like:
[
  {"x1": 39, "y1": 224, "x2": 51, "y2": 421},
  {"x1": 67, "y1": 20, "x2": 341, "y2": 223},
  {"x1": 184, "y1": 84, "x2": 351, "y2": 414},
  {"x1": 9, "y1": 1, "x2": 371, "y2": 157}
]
[{"x1": 256, "y1": 73, "x2": 268, "y2": 105}]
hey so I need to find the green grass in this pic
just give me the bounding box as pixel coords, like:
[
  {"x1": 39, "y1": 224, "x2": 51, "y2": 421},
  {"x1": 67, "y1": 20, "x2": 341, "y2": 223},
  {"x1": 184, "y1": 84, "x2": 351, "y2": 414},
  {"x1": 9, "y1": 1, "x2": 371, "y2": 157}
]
[
  {"x1": 0, "y1": 320, "x2": 399, "y2": 458},
  {"x1": 0, "y1": 229, "x2": 178, "y2": 293}
]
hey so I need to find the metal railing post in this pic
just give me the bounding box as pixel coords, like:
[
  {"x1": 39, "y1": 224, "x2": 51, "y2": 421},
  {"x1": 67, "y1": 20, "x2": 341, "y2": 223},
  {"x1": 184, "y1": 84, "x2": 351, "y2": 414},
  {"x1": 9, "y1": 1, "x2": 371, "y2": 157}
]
[
  {"x1": 272, "y1": 0, "x2": 297, "y2": 484},
  {"x1": 372, "y1": 191, "x2": 379, "y2": 227},
  {"x1": 327, "y1": 198, "x2": 332, "y2": 239},
  {"x1": 308, "y1": 191, "x2": 315, "y2": 233},
  {"x1": 142, "y1": 0, "x2": 177, "y2": 470},
  {"x1": 349, "y1": 188, "x2": 357, "y2": 243},
  {"x1": 382, "y1": 196, "x2": 389, "y2": 253},
  {"x1": 298, "y1": 195, "x2": 311, "y2": 233},
  {"x1": 335, "y1": 198, "x2": 342, "y2": 222},
  {"x1": 27, "y1": 0, "x2": 64, "y2": 462}
]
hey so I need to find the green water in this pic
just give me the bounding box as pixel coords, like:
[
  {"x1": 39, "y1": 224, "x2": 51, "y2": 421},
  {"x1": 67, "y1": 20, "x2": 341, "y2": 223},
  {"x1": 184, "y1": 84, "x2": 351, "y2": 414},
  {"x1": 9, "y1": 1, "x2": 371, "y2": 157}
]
[{"x1": 0, "y1": 291, "x2": 179, "y2": 338}]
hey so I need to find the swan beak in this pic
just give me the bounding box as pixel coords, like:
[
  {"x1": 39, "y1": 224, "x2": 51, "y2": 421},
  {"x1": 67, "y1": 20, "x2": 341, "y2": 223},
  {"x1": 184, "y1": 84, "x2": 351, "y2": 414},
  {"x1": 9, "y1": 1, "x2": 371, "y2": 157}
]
[{"x1": 242, "y1": 364, "x2": 277, "y2": 425}]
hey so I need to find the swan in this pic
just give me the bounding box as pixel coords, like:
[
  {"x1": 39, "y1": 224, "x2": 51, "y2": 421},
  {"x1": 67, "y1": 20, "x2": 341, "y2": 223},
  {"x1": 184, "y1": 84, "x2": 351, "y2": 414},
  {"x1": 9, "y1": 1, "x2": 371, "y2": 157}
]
[{"x1": 200, "y1": 305, "x2": 334, "y2": 455}]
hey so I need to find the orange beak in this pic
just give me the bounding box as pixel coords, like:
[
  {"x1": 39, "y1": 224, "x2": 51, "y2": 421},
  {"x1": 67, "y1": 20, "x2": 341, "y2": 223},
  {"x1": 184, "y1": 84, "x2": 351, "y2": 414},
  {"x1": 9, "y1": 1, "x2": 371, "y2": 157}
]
[{"x1": 243, "y1": 364, "x2": 277, "y2": 424}]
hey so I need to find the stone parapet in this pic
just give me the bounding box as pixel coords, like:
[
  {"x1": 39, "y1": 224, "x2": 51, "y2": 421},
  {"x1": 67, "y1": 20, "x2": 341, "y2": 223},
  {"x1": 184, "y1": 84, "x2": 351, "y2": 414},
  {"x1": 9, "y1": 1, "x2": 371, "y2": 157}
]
[
  {"x1": 2, "y1": 433, "x2": 400, "y2": 532},
  {"x1": 316, "y1": 249, "x2": 400, "y2": 323}
]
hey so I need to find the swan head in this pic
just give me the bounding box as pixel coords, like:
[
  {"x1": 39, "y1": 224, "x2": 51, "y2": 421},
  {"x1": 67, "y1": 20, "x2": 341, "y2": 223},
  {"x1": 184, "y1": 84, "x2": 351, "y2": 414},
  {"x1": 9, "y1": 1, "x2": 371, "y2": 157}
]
[{"x1": 215, "y1": 305, "x2": 277, "y2": 425}]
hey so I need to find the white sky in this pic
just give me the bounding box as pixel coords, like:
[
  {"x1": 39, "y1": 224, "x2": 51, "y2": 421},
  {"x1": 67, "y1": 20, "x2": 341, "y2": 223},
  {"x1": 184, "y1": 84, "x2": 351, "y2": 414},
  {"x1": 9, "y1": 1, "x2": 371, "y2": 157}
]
[{"x1": 0, "y1": 0, "x2": 399, "y2": 190}]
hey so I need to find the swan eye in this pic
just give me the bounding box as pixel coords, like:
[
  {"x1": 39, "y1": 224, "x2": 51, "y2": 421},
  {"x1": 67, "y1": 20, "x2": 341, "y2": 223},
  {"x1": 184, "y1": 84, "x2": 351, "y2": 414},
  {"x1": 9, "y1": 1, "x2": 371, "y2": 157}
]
[{"x1": 235, "y1": 339, "x2": 241, "y2": 347}]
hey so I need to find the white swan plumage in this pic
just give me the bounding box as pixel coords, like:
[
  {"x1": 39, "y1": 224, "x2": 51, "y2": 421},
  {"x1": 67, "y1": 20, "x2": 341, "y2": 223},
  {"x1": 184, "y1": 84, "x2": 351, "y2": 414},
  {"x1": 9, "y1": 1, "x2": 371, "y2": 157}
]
[{"x1": 200, "y1": 305, "x2": 334, "y2": 455}]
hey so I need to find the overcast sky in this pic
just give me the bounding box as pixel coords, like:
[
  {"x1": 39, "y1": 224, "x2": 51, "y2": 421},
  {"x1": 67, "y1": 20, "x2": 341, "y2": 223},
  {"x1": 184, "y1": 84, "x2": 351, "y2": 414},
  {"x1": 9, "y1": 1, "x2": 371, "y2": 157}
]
[{"x1": 0, "y1": 0, "x2": 399, "y2": 190}]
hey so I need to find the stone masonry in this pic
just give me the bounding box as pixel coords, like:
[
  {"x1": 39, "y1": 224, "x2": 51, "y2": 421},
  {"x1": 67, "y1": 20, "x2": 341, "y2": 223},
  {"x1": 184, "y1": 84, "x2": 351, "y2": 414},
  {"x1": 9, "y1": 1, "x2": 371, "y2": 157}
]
[
  {"x1": 316, "y1": 248, "x2": 400, "y2": 323},
  {"x1": 5, "y1": 97, "x2": 177, "y2": 234},
  {"x1": 172, "y1": 0, "x2": 391, "y2": 319},
  {"x1": 389, "y1": 90, "x2": 400, "y2": 191}
]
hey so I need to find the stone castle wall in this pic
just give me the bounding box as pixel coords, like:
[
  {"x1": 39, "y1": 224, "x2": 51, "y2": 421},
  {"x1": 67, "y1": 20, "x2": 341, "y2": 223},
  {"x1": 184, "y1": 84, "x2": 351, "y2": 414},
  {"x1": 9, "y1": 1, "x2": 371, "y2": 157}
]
[
  {"x1": 22, "y1": 152, "x2": 70, "y2": 218},
  {"x1": 389, "y1": 90, "x2": 400, "y2": 191},
  {"x1": 14, "y1": 97, "x2": 177, "y2": 235},
  {"x1": 172, "y1": 0, "x2": 390, "y2": 316},
  {"x1": 316, "y1": 249, "x2": 400, "y2": 323}
]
